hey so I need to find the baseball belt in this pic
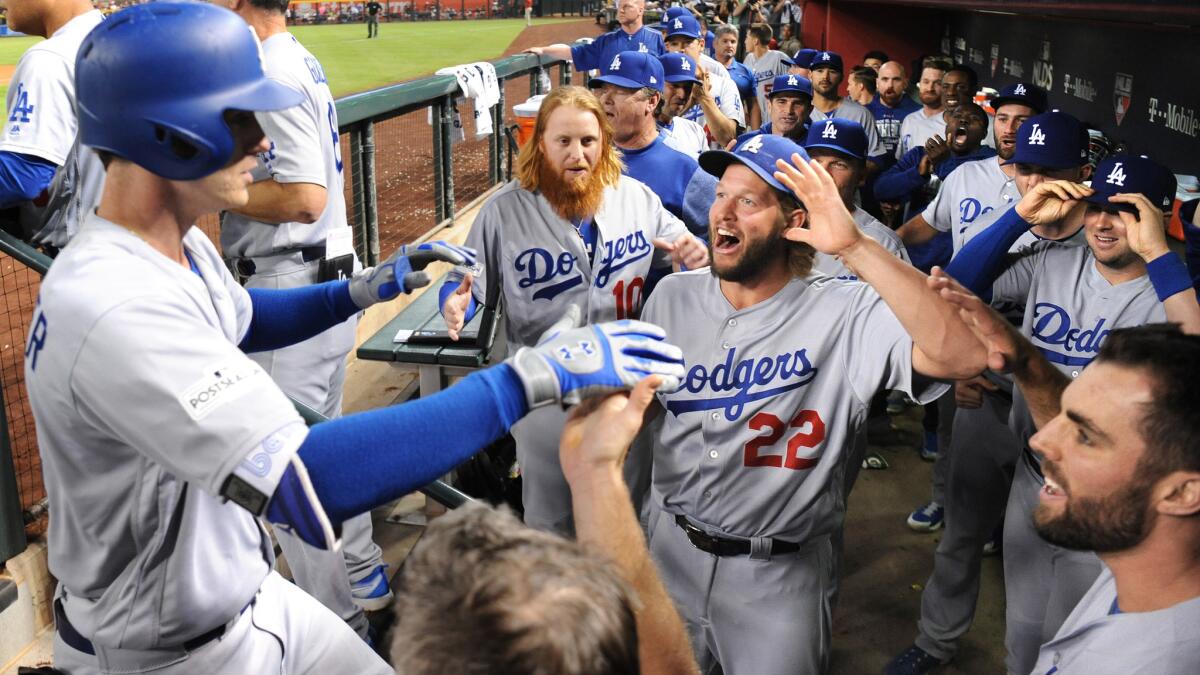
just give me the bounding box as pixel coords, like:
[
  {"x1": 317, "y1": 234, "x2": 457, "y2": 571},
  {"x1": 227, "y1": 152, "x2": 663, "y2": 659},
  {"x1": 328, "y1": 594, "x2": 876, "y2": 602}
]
[
  {"x1": 674, "y1": 514, "x2": 801, "y2": 556},
  {"x1": 54, "y1": 598, "x2": 245, "y2": 657}
]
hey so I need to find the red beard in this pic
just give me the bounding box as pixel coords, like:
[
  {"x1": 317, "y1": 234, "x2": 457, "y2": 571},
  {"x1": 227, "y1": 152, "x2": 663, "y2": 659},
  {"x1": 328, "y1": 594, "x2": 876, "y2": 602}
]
[{"x1": 538, "y1": 162, "x2": 605, "y2": 223}]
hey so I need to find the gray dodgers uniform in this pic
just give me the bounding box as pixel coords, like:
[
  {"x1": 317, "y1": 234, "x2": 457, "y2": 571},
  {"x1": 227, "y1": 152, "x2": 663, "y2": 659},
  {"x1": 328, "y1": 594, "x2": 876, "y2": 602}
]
[
  {"x1": 989, "y1": 241, "x2": 1165, "y2": 675},
  {"x1": 896, "y1": 107, "x2": 945, "y2": 160},
  {"x1": 219, "y1": 32, "x2": 382, "y2": 635},
  {"x1": 642, "y1": 271, "x2": 946, "y2": 675},
  {"x1": 813, "y1": 207, "x2": 911, "y2": 278},
  {"x1": 462, "y1": 176, "x2": 687, "y2": 534},
  {"x1": 742, "y1": 49, "x2": 791, "y2": 125},
  {"x1": 922, "y1": 156, "x2": 1018, "y2": 253},
  {"x1": 810, "y1": 100, "x2": 886, "y2": 159},
  {"x1": 914, "y1": 209, "x2": 1087, "y2": 663},
  {"x1": 30, "y1": 217, "x2": 390, "y2": 674},
  {"x1": 0, "y1": 9, "x2": 105, "y2": 248},
  {"x1": 1031, "y1": 567, "x2": 1200, "y2": 675}
]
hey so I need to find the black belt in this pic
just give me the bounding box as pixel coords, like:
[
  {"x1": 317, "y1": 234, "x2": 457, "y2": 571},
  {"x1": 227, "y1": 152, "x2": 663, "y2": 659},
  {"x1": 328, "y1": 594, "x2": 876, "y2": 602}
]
[
  {"x1": 55, "y1": 598, "x2": 236, "y2": 657},
  {"x1": 674, "y1": 514, "x2": 800, "y2": 557},
  {"x1": 234, "y1": 246, "x2": 325, "y2": 277}
]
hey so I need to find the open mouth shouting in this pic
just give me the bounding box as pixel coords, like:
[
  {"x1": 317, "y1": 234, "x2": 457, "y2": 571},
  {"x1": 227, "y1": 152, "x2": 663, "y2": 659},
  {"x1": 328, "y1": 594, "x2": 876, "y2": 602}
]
[
  {"x1": 713, "y1": 227, "x2": 742, "y2": 256},
  {"x1": 950, "y1": 124, "x2": 971, "y2": 150}
]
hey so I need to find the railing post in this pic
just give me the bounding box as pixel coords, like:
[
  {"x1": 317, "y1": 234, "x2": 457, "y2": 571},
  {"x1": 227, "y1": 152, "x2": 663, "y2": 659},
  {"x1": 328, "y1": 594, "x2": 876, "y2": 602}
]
[
  {"x1": 0, "y1": 377, "x2": 28, "y2": 563},
  {"x1": 489, "y1": 77, "x2": 506, "y2": 186},
  {"x1": 432, "y1": 99, "x2": 447, "y2": 223},
  {"x1": 361, "y1": 121, "x2": 380, "y2": 265},
  {"x1": 559, "y1": 59, "x2": 572, "y2": 86},
  {"x1": 350, "y1": 126, "x2": 367, "y2": 263},
  {"x1": 440, "y1": 94, "x2": 457, "y2": 223}
]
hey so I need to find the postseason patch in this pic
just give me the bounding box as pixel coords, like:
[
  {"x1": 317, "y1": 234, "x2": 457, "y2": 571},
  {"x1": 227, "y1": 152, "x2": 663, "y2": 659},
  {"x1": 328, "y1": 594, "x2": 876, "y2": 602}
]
[{"x1": 178, "y1": 360, "x2": 269, "y2": 421}]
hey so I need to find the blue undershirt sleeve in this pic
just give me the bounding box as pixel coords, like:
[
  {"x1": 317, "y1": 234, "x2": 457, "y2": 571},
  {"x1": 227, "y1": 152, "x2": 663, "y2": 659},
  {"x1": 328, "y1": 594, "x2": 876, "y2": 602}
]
[
  {"x1": 872, "y1": 148, "x2": 927, "y2": 203},
  {"x1": 294, "y1": 363, "x2": 529, "y2": 523},
  {"x1": 944, "y1": 207, "x2": 1033, "y2": 299},
  {"x1": 239, "y1": 282, "x2": 361, "y2": 353},
  {"x1": 437, "y1": 277, "x2": 479, "y2": 324},
  {"x1": 0, "y1": 151, "x2": 58, "y2": 209}
]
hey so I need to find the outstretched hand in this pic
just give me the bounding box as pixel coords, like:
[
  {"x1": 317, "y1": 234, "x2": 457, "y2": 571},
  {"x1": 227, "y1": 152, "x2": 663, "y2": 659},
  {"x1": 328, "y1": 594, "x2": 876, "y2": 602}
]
[
  {"x1": 927, "y1": 267, "x2": 1025, "y2": 374},
  {"x1": 653, "y1": 234, "x2": 709, "y2": 271},
  {"x1": 560, "y1": 376, "x2": 661, "y2": 481},
  {"x1": 773, "y1": 153, "x2": 864, "y2": 256}
]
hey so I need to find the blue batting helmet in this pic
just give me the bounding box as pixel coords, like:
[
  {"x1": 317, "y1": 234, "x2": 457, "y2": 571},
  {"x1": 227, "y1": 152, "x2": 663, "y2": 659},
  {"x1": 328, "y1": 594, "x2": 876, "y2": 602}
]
[{"x1": 76, "y1": 2, "x2": 304, "y2": 181}]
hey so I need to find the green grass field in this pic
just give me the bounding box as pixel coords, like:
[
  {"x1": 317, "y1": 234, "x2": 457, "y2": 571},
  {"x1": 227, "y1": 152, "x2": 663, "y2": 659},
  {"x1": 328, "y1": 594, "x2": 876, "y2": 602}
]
[{"x1": 0, "y1": 18, "x2": 578, "y2": 101}]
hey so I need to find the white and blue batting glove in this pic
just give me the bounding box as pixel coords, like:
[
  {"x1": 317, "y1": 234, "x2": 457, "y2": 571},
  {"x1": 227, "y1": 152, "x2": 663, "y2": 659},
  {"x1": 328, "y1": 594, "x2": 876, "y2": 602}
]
[
  {"x1": 509, "y1": 308, "x2": 686, "y2": 408},
  {"x1": 348, "y1": 241, "x2": 477, "y2": 308}
]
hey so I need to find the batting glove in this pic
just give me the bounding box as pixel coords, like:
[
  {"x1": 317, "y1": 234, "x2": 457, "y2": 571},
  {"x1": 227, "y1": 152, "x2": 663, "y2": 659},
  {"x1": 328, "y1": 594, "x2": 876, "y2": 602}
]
[
  {"x1": 508, "y1": 307, "x2": 686, "y2": 409},
  {"x1": 348, "y1": 241, "x2": 477, "y2": 308}
]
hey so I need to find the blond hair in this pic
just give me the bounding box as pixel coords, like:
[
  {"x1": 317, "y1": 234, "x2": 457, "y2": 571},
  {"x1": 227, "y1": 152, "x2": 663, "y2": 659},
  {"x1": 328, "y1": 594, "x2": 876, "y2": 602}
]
[{"x1": 516, "y1": 86, "x2": 624, "y2": 192}]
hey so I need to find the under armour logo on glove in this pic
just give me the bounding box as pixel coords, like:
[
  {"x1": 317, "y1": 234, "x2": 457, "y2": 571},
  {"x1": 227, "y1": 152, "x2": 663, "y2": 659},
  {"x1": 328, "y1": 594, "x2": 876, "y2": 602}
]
[
  {"x1": 557, "y1": 340, "x2": 596, "y2": 361},
  {"x1": 348, "y1": 240, "x2": 477, "y2": 308},
  {"x1": 611, "y1": 55, "x2": 622, "y2": 70},
  {"x1": 1106, "y1": 162, "x2": 1127, "y2": 186},
  {"x1": 741, "y1": 135, "x2": 765, "y2": 154},
  {"x1": 821, "y1": 123, "x2": 838, "y2": 139}
]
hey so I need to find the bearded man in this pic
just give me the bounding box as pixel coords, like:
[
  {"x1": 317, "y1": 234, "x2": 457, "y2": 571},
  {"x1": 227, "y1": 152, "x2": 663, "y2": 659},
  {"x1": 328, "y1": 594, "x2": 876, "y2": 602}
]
[{"x1": 440, "y1": 85, "x2": 706, "y2": 536}]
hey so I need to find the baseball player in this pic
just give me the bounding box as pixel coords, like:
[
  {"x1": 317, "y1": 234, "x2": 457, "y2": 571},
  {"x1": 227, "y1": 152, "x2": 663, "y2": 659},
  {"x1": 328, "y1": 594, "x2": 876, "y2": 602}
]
[
  {"x1": 526, "y1": 0, "x2": 664, "y2": 70},
  {"x1": 866, "y1": 61, "x2": 920, "y2": 160},
  {"x1": 740, "y1": 23, "x2": 791, "y2": 130},
  {"x1": 638, "y1": 133, "x2": 987, "y2": 674},
  {"x1": 737, "y1": 73, "x2": 812, "y2": 142},
  {"x1": 886, "y1": 111, "x2": 1096, "y2": 675},
  {"x1": 896, "y1": 82, "x2": 1047, "y2": 258},
  {"x1": 788, "y1": 47, "x2": 818, "y2": 77},
  {"x1": 656, "y1": 52, "x2": 709, "y2": 159},
  {"x1": 711, "y1": 25, "x2": 757, "y2": 121},
  {"x1": 895, "y1": 58, "x2": 949, "y2": 161},
  {"x1": 940, "y1": 153, "x2": 1198, "y2": 674},
  {"x1": 591, "y1": 51, "x2": 717, "y2": 236},
  {"x1": 663, "y1": 13, "x2": 745, "y2": 148},
  {"x1": 803, "y1": 118, "x2": 910, "y2": 279},
  {"x1": 0, "y1": 0, "x2": 105, "y2": 252},
  {"x1": 806, "y1": 51, "x2": 888, "y2": 168},
  {"x1": 926, "y1": 295, "x2": 1200, "y2": 674},
  {"x1": 440, "y1": 85, "x2": 707, "y2": 535},
  {"x1": 219, "y1": 0, "x2": 388, "y2": 639},
  {"x1": 33, "y1": 8, "x2": 687, "y2": 673}
]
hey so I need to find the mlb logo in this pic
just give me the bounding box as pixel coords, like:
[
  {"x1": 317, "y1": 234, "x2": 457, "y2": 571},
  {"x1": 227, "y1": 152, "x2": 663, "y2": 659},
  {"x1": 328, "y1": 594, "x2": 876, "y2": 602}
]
[
  {"x1": 1113, "y1": 72, "x2": 1133, "y2": 126},
  {"x1": 610, "y1": 55, "x2": 622, "y2": 70}
]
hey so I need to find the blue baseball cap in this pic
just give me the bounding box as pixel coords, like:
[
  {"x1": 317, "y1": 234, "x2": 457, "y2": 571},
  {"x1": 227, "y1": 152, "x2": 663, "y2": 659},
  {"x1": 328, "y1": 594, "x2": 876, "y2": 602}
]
[
  {"x1": 810, "y1": 50, "x2": 843, "y2": 73},
  {"x1": 792, "y1": 48, "x2": 819, "y2": 69},
  {"x1": 1005, "y1": 110, "x2": 1088, "y2": 169},
  {"x1": 665, "y1": 13, "x2": 701, "y2": 40},
  {"x1": 660, "y1": 52, "x2": 701, "y2": 85},
  {"x1": 804, "y1": 118, "x2": 867, "y2": 160},
  {"x1": 588, "y1": 51, "x2": 664, "y2": 92},
  {"x1": 990, "y1": 82, "x2": 1048, "y2": 114},
  {"x1": 768, "y1": 73, "x2": 812, "y2": 99},
  {"x1": 652, "y1": 6, "x2": 689, "y2": 29},
  {"x1": 1086, "y1": 155, "x2": 1177, "y2": 213},
  {"x1": 699, "y1": 134, "x2": 811, "y2": 195}
]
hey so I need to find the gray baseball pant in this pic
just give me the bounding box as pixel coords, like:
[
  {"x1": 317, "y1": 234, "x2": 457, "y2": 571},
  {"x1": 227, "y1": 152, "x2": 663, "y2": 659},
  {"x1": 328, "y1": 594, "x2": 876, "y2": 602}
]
[{"x1": 915, "y1": 387, "x2": 1019, "y2": 661}]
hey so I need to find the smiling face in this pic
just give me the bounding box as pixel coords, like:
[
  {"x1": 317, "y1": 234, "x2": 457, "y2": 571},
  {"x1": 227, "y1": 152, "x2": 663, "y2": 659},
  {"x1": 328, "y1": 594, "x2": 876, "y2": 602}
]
[
  {"x1": 940, "y1": 70, "x2": 973, "y2": 110},
  {"x1": 1083, "y1": 204, "x2": 1142, "y2": 270},
  {"x1": 1032, "y1": 362, "x2": 1159, "y2": 552},
  {"x1": 708, "y1": 164, "x2": 795, "y2": 283},
  {"x1": 917, "y1": 67, "x2": 944, "y2": 108},
  {"x1": 994, "y1": 102, "x2": 1036, "y2": 160},
  {"x1": 946, "y1": 103, "x2": 988, "y2": 154},
  {"x1": 768, "y1": 93, "x2": 810, "y2": 135}
]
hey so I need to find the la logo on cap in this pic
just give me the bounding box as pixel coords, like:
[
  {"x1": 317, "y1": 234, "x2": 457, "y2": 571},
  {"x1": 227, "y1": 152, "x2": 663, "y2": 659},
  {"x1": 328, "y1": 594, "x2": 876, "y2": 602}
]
[
  {"x1": 1106, "y1": 162, "x2": 1127, "y2": 186},
  {"x1": 742, "y1": 135, "x2": 765, "y2": 154},
  {"x1": 1028, "y1": 122, "x2": 1046, "y2": 146},
  {"x1": 787, "y1": 75, "x2": 798, "y2": 85},
  {"x1": 681, "y1": 58, "x2": 691, "y2": 71},
  {"x1": 821, "y1": 122, "x2": 838, "y2": 139},
  {"x1": 610, "y1": 55, "x2": 622, "y2": 70},
  {"x1": 821, "y1": 52, "x2": 831, "y2": 61},
  {"x1": 674, "y1": 18, "x2": 682, "y2": 28},
  {"x1": 1015, "y1": 84, "x2": 1027, "y2": 95}
]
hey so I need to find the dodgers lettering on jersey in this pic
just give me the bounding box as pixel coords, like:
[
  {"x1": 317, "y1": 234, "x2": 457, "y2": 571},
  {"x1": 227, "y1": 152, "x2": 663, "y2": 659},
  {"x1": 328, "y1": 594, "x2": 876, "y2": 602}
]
[
  {"x1": 641, "y1": 271, "x2": 945, "y2": 541},
  {"x1": 922, "y1": 156, "x2": 1019, "y2": 254},
  {"x1": 464, "y1": 176, "x2": 686, "y2": 348}
]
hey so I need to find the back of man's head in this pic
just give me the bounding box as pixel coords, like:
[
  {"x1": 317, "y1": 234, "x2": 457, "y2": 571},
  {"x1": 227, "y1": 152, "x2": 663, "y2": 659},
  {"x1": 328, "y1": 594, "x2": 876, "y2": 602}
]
[
  {"x1": 391, "y1": 502, "x2": 641, "y2": 675},
  {"x1": 247, "y1": 0, "x2": 290, "y2": 13}
]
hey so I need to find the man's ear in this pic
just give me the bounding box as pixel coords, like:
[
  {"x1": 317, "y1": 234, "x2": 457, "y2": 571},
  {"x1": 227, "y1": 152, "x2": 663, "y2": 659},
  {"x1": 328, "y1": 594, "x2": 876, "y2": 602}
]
[
  {"x1": 787, "y1": 206, "x2": 807, "y2": 230},
  {"x1": 1155, "y1": 472, "x2": 1200, "y2": 518}
]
